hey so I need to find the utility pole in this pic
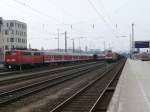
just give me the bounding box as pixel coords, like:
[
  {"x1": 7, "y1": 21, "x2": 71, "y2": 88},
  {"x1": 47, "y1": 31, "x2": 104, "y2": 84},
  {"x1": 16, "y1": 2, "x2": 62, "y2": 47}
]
[
  {"x1": 0, "y1": 17, "x2": 3, "y2": 62},
  {"x1": 57, "y1": 29, "x2": 60, "y2": 51},
  {"x1": 129, "y1": 34, "x2": 132, "y2": 58},
  {"x1": 85, "y1": 45, "x2": 88, "y2": 53},
  {"x1": 131, "y1": 23, "x2": 134, "y2": 59},
  {"x1": 65, "y1": 31, "x2": 67, "y2": 52},
  {"x1": 108, "y1": 42, "x2": 111, "y2": 50},
  {"x1": 72, "y1": 39, "x2": 75, "y2": 53},
  {"x1": 149, "y1": 41, "x2": 150, "y2": 54},
  {"x1": 79, "y1": 38, "x2": 81, "y2": 54},
  {"x1": 103, "y1": 41, "x2": 106, "y2": 53},
  {"x1": 29, "y1": 43, "x2": 31, "y2": 50}
]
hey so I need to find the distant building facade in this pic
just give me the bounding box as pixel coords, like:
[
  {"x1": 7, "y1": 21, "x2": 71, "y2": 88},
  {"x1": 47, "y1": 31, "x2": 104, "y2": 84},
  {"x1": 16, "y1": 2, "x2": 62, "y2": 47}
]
[{"x1": 0, "y1": 17, "x2": 27, "y2": 61}]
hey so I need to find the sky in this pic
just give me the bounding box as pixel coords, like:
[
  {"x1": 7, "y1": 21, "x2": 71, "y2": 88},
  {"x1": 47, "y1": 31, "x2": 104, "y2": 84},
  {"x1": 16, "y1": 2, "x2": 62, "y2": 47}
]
[{"x1": 0, "y1": 0, "x2": 150, "y2": 52}]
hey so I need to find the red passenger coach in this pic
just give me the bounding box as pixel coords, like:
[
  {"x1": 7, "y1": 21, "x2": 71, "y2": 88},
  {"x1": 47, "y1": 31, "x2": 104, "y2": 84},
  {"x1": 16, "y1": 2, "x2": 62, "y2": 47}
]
[{"x1": 43, "y1": 51, "x2": 93, "y2": 63}]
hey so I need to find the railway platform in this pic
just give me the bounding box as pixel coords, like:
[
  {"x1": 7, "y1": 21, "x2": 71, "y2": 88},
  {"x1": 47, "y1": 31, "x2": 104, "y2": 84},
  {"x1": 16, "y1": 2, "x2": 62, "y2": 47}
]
[{"x1": 107, "y1": 59, "x2": 150, "y2": 112}]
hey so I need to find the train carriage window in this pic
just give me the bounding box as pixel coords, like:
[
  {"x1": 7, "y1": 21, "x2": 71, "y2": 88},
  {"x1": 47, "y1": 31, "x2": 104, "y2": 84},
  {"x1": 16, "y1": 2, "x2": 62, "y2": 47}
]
[
  {"x1": 22, "y1": 52, "x2": 32, "y2": 56},
  {"x1": 33, "y1": 52, "x2": 41, "y2": 56}
]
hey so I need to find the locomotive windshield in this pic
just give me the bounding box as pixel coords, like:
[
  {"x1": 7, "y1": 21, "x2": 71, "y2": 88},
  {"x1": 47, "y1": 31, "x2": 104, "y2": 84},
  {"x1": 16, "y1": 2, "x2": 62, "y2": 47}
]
[{"x1": 5, "y1": 51, "x2": 16, "y2": 55}]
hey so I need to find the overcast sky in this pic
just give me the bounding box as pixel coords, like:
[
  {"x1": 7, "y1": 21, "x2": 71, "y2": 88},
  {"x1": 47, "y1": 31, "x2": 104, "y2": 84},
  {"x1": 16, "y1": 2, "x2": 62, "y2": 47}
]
[{"x1": 0, "y1": 0, "x2": 149, "y2": 52}]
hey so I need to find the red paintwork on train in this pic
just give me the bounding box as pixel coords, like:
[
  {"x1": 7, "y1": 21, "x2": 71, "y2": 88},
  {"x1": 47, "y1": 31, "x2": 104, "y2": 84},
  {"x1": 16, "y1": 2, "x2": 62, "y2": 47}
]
[
  {"x1": 105, "y1": 51, "x2": 119, "y2": 61},
  {"x1": 135, "y1": 52, "x2": 149, "y2": 61},
  {"x1": 5, "y1": 50, "x2": 43, "y2": 66},
  {"x1": 5, "y1": 50, "x2": 93, "y2": 67}
]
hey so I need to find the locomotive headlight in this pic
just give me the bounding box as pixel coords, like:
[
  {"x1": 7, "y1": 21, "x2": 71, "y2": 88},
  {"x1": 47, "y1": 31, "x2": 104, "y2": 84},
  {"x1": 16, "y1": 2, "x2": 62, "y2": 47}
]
[
  {"x1": 11, "y1": 59, "x2": 16, "y2": 62},
  {"x1": 7, "y1": 59, "x2": 10, "y2": 62}
]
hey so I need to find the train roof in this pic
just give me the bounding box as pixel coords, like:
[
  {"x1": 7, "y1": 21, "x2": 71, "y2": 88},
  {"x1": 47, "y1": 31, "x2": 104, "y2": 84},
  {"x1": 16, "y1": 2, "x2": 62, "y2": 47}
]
[
  {"x1": 42, "y1": 50, "x2": 93, "y2": 56},
  {"x1": 5, "y1": 50, "x2": 93, "y2": 56}
]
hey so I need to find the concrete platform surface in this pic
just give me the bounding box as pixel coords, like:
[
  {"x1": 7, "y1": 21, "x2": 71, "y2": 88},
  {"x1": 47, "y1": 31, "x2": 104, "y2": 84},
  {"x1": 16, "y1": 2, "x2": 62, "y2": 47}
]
[{"x1": 107, "y1": 59, "x2": 150, "y2": 112}]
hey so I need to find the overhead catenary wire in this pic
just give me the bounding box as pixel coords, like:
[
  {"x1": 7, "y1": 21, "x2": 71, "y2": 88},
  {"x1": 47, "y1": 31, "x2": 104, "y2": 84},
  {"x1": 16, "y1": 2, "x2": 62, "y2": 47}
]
[
  {"x1": 45, "y1": 0, "x2": 77, "y2": 21},
  {"x1": 10, "y1": 0, "x2": 108, "y2": 50},
  {"x1": 114, "y1": 0, "x2": 130, "y2": 14},
  {"x1": 12, "y1": 0, "x2": 62, "y2": 24},
  {"x1": 12, "y1": 0, "x2": 88, "y2": 39},
  {"x1": 87, "y1": 0, "x2": 118, "y2": 38},
  {"x1": 1, "y1": 0, "x2": 63, "y2": 42},
  {"x1": 97, "y1": 0, "x2": 113, "y2": 26},
  {"x1": 45, "y1": 0, "x2": 96, "y2": 26},
  {"x1": 12, "y1": 0, "x2": 100, "y2": 37}
]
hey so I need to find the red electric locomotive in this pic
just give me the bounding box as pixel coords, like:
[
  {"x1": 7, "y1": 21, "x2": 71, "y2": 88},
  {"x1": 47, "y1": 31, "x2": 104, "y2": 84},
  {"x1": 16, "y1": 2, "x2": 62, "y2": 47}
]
[
  {"x1": 105, "y1": 50, "x2": 119, "y2": 62},
  {"x1": 5, "y1": 50, "x2": 43, "y2": 69}
]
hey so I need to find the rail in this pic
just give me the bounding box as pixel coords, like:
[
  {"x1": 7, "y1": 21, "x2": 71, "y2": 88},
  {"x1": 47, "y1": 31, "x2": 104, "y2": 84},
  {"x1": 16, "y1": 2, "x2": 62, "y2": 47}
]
[
  {"x1": 49, "y1": 59, "x2": 125, "y2": 112},
  {"x1": 0, "y1": 62, "x2": 105, "y2": 106}
]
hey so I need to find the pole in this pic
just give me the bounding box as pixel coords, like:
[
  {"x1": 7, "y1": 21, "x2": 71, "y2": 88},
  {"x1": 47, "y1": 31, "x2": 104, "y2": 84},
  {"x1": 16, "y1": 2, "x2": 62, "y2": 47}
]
[
  {"x1": 129, "y1": 34, "x2": 132, "y2": 58},
  {"x1": 0, "y1": 21, "x2": 2, "y2": 62},
  {"x1": 109, "y1": 42, "x2": 110, "y2": 50},
  {"x1": 0, "y1": 18, "x2": 4, "y2": 62},
  {"x1": 85, "y1": 45, "x2": 88, "y2": 52},
  {"x1": 132, "y1": 23, "x2": 134, "y2": 59},
  {"x1": 72, "y1": 39, "x2": 75, "y2": 53},
  {"x1": 57, "y1": 29, "x2": 59, "y2": 51},
  {"x1": 104, "y1": 41, "x2": 106, "y2": 53},
  {"x1": 149, "y1": 41, "x2": 150, "y2": 55},
  {"x1": 79, "y1": 38, "x2": 81, "y2": 54},
  {"x1": 65, "y1": 31, "x2": 67, "y2": 52}
]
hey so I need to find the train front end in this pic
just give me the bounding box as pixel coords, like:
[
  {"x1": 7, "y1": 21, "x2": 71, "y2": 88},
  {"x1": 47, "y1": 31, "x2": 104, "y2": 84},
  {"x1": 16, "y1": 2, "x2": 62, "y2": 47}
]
[{"x1": 5, "y1": 50, "x2": 20, "y2": 69}]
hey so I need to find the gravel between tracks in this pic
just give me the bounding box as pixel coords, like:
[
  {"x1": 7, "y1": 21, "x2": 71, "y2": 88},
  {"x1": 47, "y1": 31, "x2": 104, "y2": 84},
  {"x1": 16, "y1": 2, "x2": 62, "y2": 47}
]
[
  {"x1": 0, "y1": 62, "x2": 94, "y2": 78},
  {"x1": 0, "y1": 62, "x2": 101, "y2": 93},
  {"x1": 0, "y1": 64, "x2": 108, "y2": 112}
]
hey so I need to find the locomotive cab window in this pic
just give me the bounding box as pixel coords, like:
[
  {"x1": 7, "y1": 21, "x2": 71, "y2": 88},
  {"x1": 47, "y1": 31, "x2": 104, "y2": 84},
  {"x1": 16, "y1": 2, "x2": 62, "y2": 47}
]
[
  {"x1": 6, "y1": 51, "x2": 11, "y2": 55},
  {"x1": 6, "y1": 51, "x2": 16, "y2": 55}
]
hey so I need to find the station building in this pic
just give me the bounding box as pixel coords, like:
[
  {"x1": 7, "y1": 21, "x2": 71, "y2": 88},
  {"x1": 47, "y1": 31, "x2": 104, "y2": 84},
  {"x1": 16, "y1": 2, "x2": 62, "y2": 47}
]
[{"x1": 0, "y1": 17, "x2": 27, "y2": 61}]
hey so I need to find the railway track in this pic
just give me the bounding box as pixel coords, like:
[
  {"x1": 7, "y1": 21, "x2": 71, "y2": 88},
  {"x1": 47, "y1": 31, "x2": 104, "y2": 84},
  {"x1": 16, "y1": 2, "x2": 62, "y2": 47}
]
[
  {"x1": 90, "y1": 61, "x2": 125, "y2": 112},
  {"x1": 0, "y1": 61, "x2": 96, "y2": 77},
  {"x1": 0, "y1": 62, "x2": 100, "y2": 86},
  {"x1": 0, "y1": 69, "x2": 11, "y2": 74},
  {"x1": 0, "y1": 61, "x2": 106, "y2": 106},
  {"x1": 49, "y1": 59, "x2": 125, "y2": 112},
  {"x1": 0, "y1": 69, "x2": 6, "y2": 72}
]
